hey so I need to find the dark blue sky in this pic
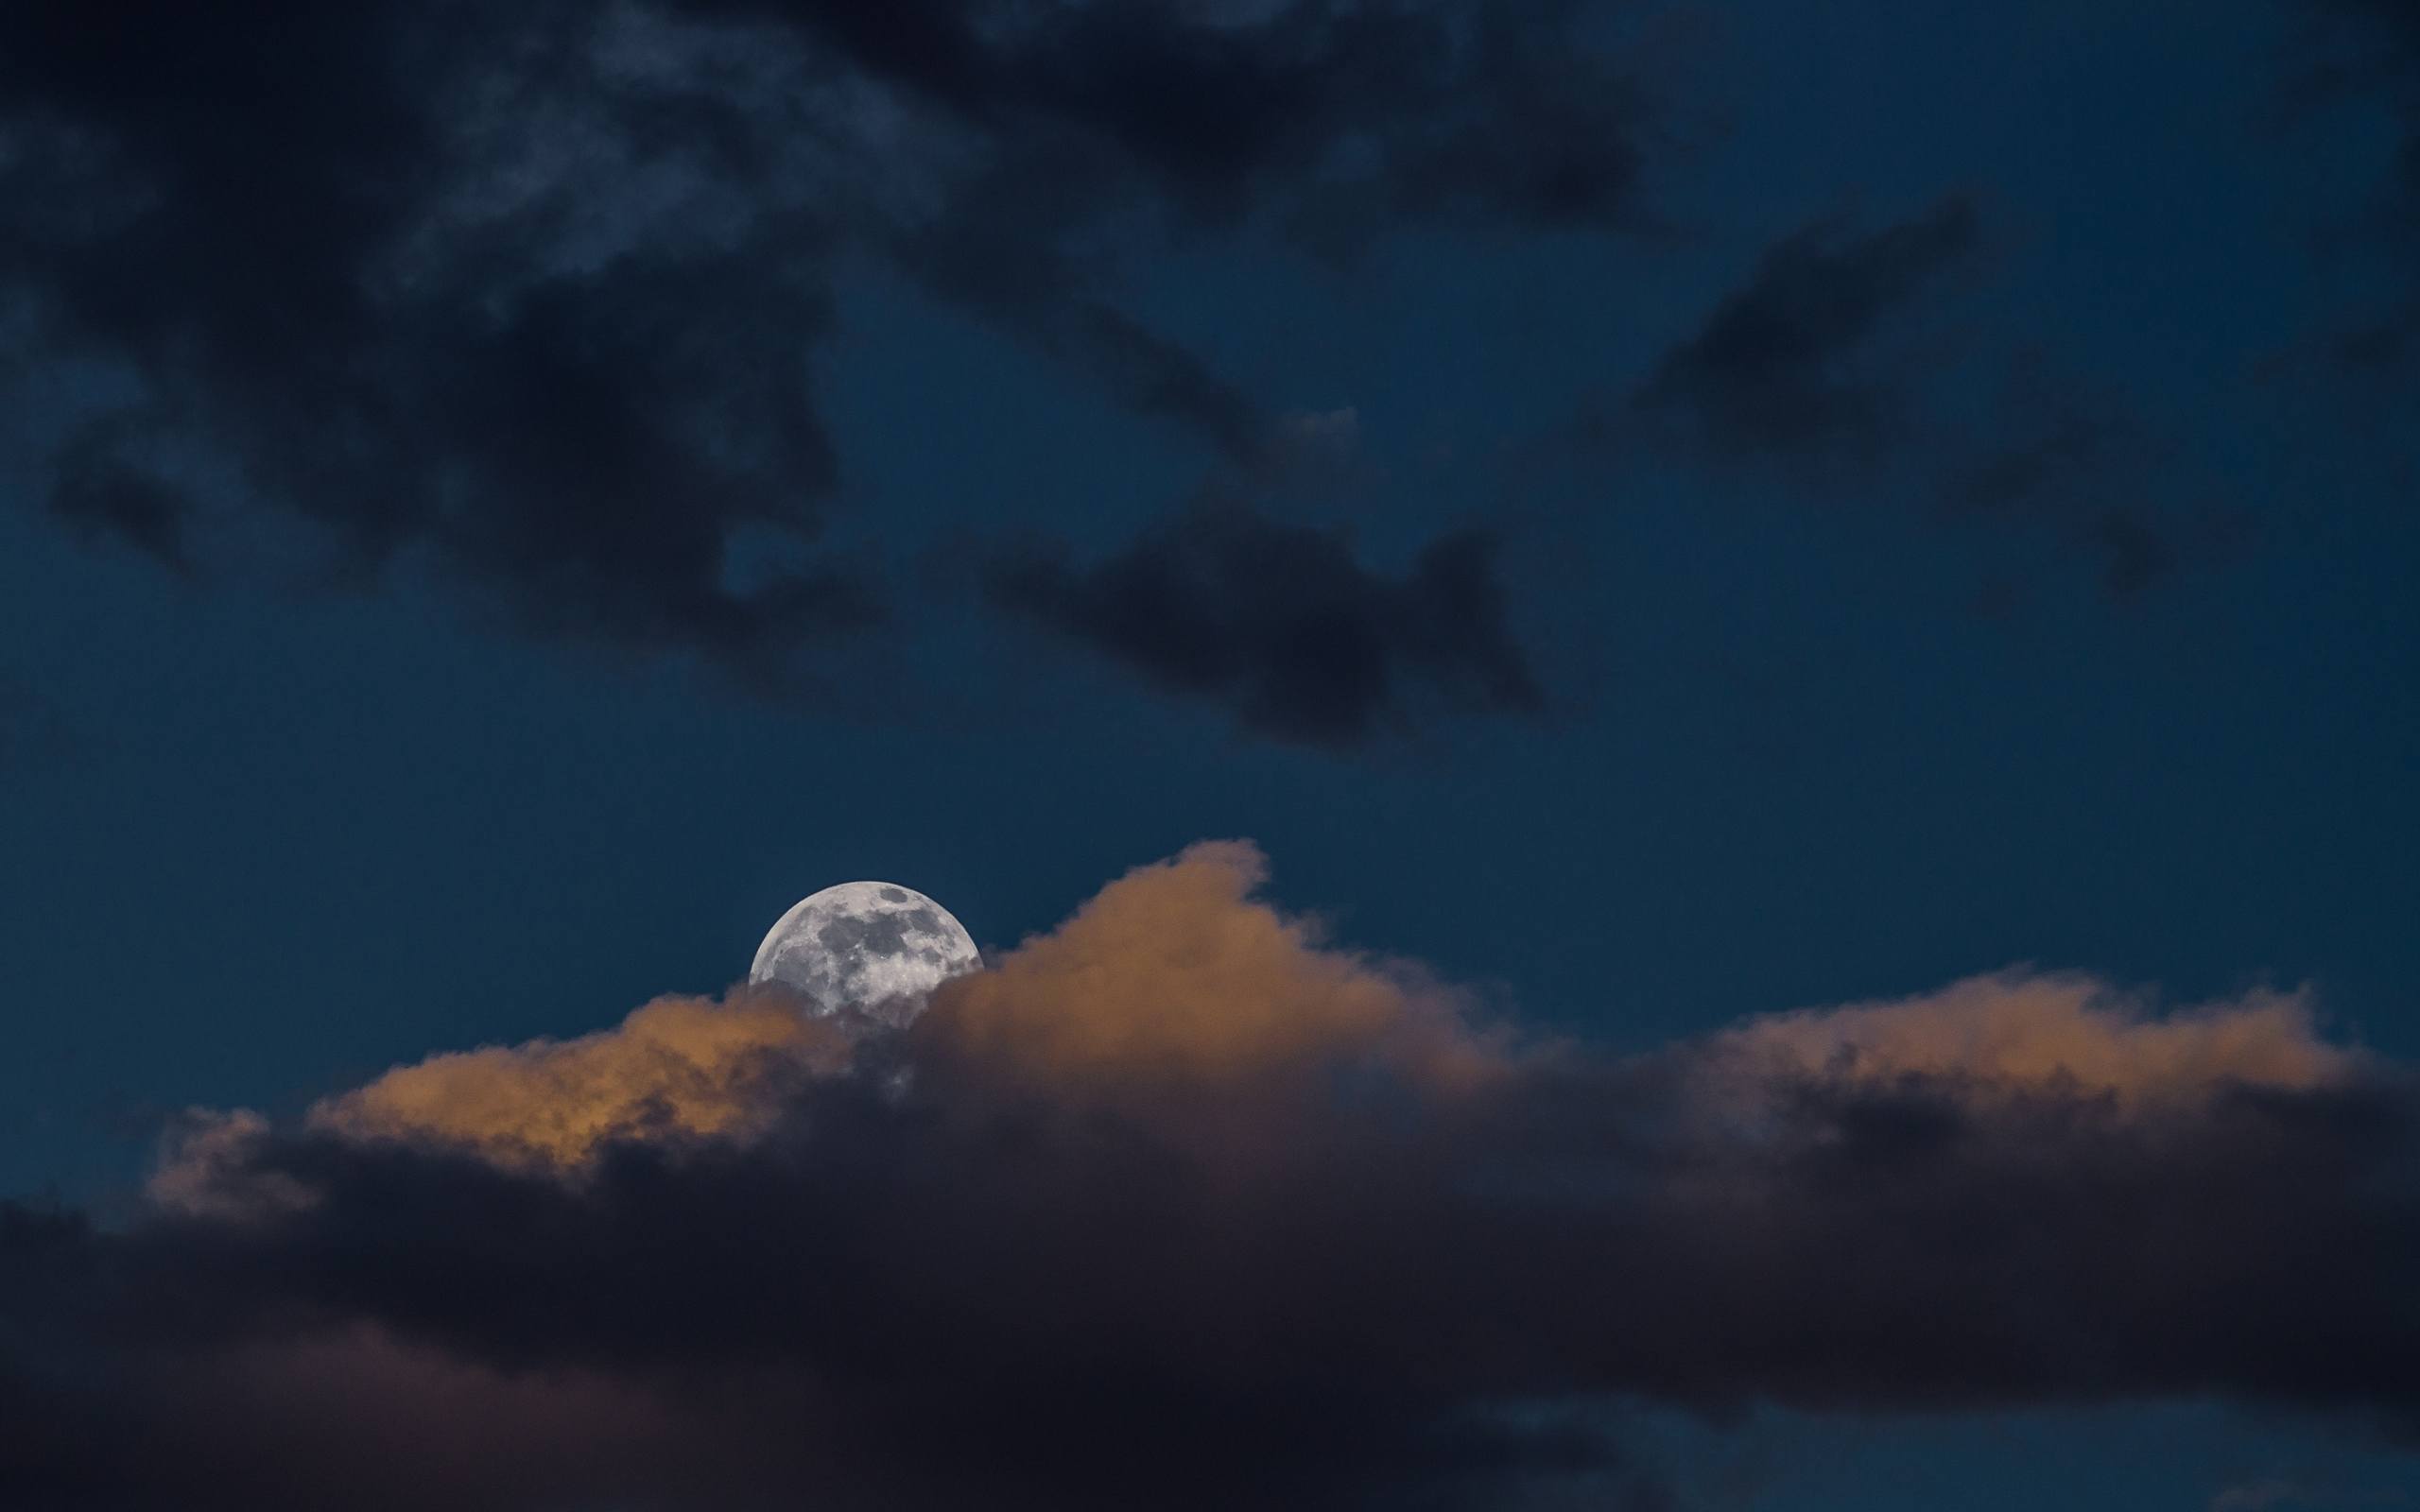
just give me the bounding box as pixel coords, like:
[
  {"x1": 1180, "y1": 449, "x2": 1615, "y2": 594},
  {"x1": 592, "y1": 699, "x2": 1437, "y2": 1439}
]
[{"x1": 3, "y1": 2, "x2": 2416, "y2": 1507}]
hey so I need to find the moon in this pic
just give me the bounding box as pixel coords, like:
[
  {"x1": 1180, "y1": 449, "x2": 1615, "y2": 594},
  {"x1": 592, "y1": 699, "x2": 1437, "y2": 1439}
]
[{"x1": 749, "y1": 881, "x2": 981, "y2": 1024}]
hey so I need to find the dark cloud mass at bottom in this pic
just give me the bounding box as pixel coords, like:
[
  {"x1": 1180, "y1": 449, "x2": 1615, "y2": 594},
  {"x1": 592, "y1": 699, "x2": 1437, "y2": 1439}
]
[{"x1": 5, "y1": 845, "x2": 2418, "y2": 1511}]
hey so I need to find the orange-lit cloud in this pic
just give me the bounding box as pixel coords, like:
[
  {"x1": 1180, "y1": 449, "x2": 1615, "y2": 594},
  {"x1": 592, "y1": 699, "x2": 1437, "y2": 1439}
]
[
  {"x1": 184, "y1": 841, "x2": 1496, "y2": 1186},
  {"x1": 307, "y1": 990, "x2": 854, "y2": 1170},
  {"x1": 149, "y1": 1108, "x2": 313, "y2": 1218},
  {"x1": 923, "y1": 840, "x2": 1505, "y2": 1093},
  {"x1": 154, "y1": 845, "x2": 2358, "y2": 1216},
  {"x1": 1709, "y1": 969, "x2": 2351, "y2": 1108}
]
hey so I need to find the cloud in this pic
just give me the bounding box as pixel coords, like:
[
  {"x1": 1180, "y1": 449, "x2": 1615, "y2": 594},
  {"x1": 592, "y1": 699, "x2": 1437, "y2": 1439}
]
[
  {"x1": 1272, "y1": 405, "x2": 1364, "y2": 472},
  {"x1": 9, "y1": 843, "x2": 2420, "y2": 1509},
  {"x1": 1938, "y1": 356, "x2": 2247, "y2": 599},
  {"x1": 933, "y1": 841, "x2": 1509, "y2": 1102},
  {"x1": 2310, "y1": 301, "x2": 2420, "y2": 391},
  {"x1": 1708, "y1": 969, "x2": 2349, "y2": 1108},
  {"x1": 2272, "y1": 0, "x2": 2420, "y2": 419},
  {"x1": 147, "y1": 999, "x2": 842, "y2": 1206},
  {"x1": 2285, "y1": 0, "x2": 2420, "y2": 237},
  {"x1": 147, "y1": 1108, "x2": 312, "y2": 1220},
  {"x1": 1600, "y1": 198, "x2": 2228, "y2": 596},
  {"x1": 985, "y1": 499, "x2": 1544, "y2": 747},
  {"x1": 0, "y1": 2, "x2": 876, "y2": 676},
  {"x1": 0, "y1": 0, "x2": 1673, "y2": 690},
  {"x1": 1627, "y1": 196, "x2": 1984, "y2": 467},
  {"x1": 312, "y1": 990, "x2": 855, "y2": 1170}
]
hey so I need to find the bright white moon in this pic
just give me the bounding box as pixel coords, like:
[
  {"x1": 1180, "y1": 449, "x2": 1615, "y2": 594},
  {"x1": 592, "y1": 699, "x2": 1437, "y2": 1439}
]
[{"x1": 749, "y1": 881, "x2": 980, "y2": 1024}]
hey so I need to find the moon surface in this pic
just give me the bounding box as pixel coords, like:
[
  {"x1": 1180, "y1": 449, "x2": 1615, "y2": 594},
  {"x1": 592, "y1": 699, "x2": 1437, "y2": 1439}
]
[{"x1": 749, "y1": 881, "x2": 980, "y2": 1024}]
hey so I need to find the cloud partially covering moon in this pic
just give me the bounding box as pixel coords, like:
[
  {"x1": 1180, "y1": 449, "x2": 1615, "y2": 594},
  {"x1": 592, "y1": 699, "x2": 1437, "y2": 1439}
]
[
  {"x1": 84, "y1": 842, "x2": 2419, "y2": 1512},
  {"x1": 156, "y1": 842, "x2": 2362, "y2": 1202}
]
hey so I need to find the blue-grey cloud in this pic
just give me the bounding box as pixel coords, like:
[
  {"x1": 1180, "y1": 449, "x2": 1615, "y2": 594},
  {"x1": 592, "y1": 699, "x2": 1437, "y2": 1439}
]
[
  {"x1": 984, "y1": 500, "x2": 1543, "y2": 747},
  {"x1": 1598, "y1": 197, "x2": 2233, "y2": 597},
  {"x1": 0, "y1": 0, "x2": 1667, "y2": 699}
]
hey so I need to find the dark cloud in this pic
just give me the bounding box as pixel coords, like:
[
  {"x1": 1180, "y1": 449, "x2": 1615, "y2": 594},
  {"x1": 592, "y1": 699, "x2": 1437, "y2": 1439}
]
[
  {"x1": 688, "y1": 0, "x2": 1664, "y2": 242},
  {"x1": 47, "y1": 421, "x2": 197, "y2": 575},
  {"x1": 1939, "y1": 358, "x2": 2246, "y2": 599},
  {"x1": 2288, "y1": 0, "x2": 2420, "y2": 222},
  {"x1": 0, "y1": 0, "x2": 1667, "y2": 692},
  {"x1": 0, "y1": 0, "x2": 870, "y2": 676},
  {"x1": 2323, "y1": 301, "x2": 2420, "y2": 385},
  {"x1": 1601, "y1": 197, "x2": 2223, "y2": 597},
  {"x1": 2275, "y1": 0, "x2": 2420, "y2": 404},
  {"x1": 983, "y1": 500, "x2": 1544, "y2": 747},
  {"x1": 1627, "y1": 196, "x2": 1984, "y2": 467},
  {"x1": 5, "y1": 847, "x2": 2419, "y2": 1510}
]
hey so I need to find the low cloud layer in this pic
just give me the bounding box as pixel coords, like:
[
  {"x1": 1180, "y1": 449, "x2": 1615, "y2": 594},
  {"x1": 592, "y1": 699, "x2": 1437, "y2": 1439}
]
[{"x1": 9, "y1": 843, "x2": 2420, "y2": 1509}]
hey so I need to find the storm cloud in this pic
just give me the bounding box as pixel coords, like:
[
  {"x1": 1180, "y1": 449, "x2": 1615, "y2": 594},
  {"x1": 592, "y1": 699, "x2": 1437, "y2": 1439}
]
[{"x1": 9, "y1": 843, "x2": 2420, "y2": 1510}]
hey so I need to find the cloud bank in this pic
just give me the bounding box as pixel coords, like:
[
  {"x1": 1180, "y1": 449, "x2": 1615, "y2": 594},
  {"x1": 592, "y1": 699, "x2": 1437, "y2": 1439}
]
[{"x1": 10, "y1": 842, "x2": 2420, "y2": 1509}]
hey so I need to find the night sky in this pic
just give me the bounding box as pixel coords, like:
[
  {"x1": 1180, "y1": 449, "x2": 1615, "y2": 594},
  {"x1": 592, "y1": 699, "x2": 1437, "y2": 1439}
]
[{"x1": 4, "y1": 2, "x2": 2418, "y2": 1508}]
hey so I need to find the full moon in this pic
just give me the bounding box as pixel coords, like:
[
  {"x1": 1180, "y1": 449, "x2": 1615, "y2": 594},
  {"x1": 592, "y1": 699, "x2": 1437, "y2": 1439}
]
[{"x1": 749, "y1": 881, "x2": 981, "y2": 1024}]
